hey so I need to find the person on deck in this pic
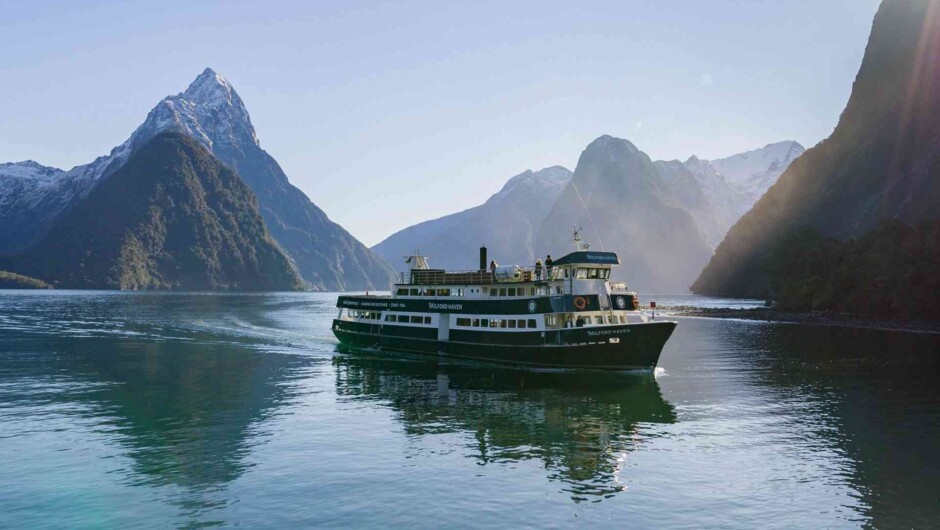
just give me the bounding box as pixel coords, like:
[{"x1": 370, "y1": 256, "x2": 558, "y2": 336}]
[
  {"x1": 545, "y1": 255, "x2": 553, "y2": 280},
  {"x1": 489, "y1": 260, "x2": 498, "y2": 273},
  {"x1": 535, "y1": 259, "x2": 543, "y2": 281}
]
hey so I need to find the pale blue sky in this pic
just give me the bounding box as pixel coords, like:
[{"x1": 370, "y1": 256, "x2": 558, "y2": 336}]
[{"x1": 1, "y1": 0, "x2": 880, "y2": 246}]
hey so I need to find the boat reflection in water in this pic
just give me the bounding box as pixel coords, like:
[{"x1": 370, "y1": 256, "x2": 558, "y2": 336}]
[{"x1": 332, "y1": 348, "x2": 676, "y2": 501}]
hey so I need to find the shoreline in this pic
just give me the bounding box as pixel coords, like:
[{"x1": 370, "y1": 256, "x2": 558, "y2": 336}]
[{"x1": 660, "y1": 306, "x2": 940, "y2": 335}]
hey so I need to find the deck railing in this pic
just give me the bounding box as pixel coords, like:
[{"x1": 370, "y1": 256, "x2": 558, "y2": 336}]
[{"x1": 398, "y1": 266, "x2": 557, "y2": 286}]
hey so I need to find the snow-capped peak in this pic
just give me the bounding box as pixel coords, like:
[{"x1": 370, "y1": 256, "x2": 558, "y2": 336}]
[
  {"x1": 496, "y1": 166, "x2": 572, "y2": 197},
  {"x1": 183, "y1": 68, "x2": 233, "y2": 103},
  {"x1": 125, "y1": 67, "x2": 259, "y2": 154},
  {"x1": 0, "y1": 160, "x2": 64, "y2": 180},
  {"x1": 709, "y1": 140, "x2": 805, "y2": 189},
  {"x1": 0, "y1": 68, "x2": 267, "y2": 253}
]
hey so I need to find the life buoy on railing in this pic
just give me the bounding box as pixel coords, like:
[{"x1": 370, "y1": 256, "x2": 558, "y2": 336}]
[{"x1": 573, "y1": 296, "x2": 588, "y2": 310}]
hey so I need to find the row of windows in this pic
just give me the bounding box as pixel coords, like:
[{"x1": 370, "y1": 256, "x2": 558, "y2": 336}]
[
  {"x1": 454, "y1": 317, "x2": 538, "y2": 329},
  {"x1": 348, "y1": 310, "x2": 382, "y2": 319},
  {"x1": 355, "y1": 310, "x2": 626, "y2": 327},
  {"x1": 385, "y1": 314, "x2": 433, "y2": 324},
  {"x1": 396, "y1": 288, "x2": 471, "y2": 297},
  {"x1": 544, "y1": 313, "x2": 628, "y2": 327},
  {"x1": 574, "y1": 268, "x2": 611, "y2": 280},
  {"x1": 490, "y1": 286, "x2": 540, "y2": 297}
]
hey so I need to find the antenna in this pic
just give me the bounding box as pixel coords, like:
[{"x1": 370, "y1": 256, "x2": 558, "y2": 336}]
[{"x1": 572, "y1": 226, "x2": 590, "y2": 251}]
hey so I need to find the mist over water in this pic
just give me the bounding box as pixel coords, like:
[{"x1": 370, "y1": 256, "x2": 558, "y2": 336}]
[{"x1": 0, "y1": 291, "x2": 937, "y2": 528}]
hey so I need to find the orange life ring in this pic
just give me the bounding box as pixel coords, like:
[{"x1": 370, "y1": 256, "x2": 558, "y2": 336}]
[{"x1": 573, "y1": 296, "x2": 588, "y2": 310}]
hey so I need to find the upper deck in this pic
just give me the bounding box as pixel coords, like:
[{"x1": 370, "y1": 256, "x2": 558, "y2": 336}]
[{"x1": 396, "y1": 250, "x2": 621, "y2": 287}]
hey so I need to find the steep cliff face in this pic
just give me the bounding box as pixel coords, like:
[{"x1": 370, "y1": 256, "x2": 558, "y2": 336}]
[
  {"x1": 693, "y1": 0, "x2": 940, "y2": 297},
  {"x1": 536, "y1": 136, "x2": 711, "y2": 293},
  {"x1": 372, "y1": 166, "x2": 572, "y2": 272},
  {"x1": 5, "y1": 134, "x2": 303, "y2": 291}
]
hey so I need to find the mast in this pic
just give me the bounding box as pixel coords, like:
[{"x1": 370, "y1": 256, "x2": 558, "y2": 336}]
[{"x1": 572, "y1": 226, "x2": 590, "y2": 251}]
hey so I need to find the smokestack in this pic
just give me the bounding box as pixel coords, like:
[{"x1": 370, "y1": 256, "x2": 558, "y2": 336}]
[{"x1": 479, "y1": 246, "x2": 487, "y2": 272}]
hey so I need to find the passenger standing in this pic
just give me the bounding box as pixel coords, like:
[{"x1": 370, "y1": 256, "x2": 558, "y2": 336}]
[
  {"x1": 489, "y1": 260, "x2": 498, "y2": 273},
  {"x1": 545, "y1": 255, "x2": 553, "y2": 280},
  {"x1": 535, "y1": 259, "x2": 543, "y2": 281}
]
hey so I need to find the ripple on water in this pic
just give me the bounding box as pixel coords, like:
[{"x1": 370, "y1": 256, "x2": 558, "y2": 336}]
[{"x1": 0, "y1": 292, "x2": 937, "y2": 529}]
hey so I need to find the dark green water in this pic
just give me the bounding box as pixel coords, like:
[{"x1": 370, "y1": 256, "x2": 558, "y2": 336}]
[{"x1": 0, "y1": 292, "x2": 937, "y2": 528}]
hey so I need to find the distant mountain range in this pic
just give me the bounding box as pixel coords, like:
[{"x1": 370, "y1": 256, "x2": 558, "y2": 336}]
[
  {"x1": 0, "y1": 69, "x2": 394, "y2": 291},
  {"x1": 692, "y1": 0, "x2": 940, "y2": 305},
  {"x1": 372, "y1": 166, "x2": 572, "y2": 271},
  {"x1": 374, "y1": 137, "x2": 802, "y2": 292}
]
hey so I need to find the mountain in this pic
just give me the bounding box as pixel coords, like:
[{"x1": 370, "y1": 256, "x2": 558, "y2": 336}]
[
  {"x1": 2, "y1": 133, "x2": 303, "y2": 290},
  {"x1": 693, "y1": 0, "x2": 940, "y2": 299},
  {"x1": 708, "y1": 141, "x2": 805, "y2": 205},
  {"x1": 0, "y1": 68, "x2": 394, "y2": 291},
  {"x1": 0, "y1": 149, "x2": 133, "y2": 254},
  {"x1": 659, "y1": 142, "x2": 805, "y2": 249},
  {"x1": 372, "y1": 137, "x2": 801, "y2": 292},
  {"x1": 372, "y1": 166, "x2": 572, "y2": 271},
  {"x1": 535, "y1": 135, "x2": 712, "y2": 293}
]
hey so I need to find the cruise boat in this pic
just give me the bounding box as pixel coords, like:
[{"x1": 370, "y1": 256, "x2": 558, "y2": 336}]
[{"x1": 332, "y1": 229, "x2": 676, "y2": 370}]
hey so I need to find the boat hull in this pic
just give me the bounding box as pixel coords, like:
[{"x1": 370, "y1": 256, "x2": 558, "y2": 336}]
[{"x1": 331, "y1": 320, "x2": 676, "y2": 370}]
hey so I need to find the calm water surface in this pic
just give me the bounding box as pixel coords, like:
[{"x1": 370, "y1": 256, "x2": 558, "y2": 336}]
[{"x1": 0, "y1": 291, "x2": 937, "y2": 529}]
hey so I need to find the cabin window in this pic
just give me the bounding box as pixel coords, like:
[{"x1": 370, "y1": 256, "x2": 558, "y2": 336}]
[
  {"x1": 424, "y1": 289, "x2": 434, "y2": 297},
  {"x1": 410, "y1": 288, "x2": 419, "y2": 296},
  {"x1": 499, "y1": 288, "x2": 507, "y2": 297},
  {"x1": 425, "y1": 316, "x2": 432, "y2": 324},
  {"x1": 576, "y1": 268, "x2": 587, "y2": 279},
  {"x1": 588, "y1": 269, "x2": 599, "y2": 279},
  {"x1": 620, "y1": 315, "x2": 626, "y2": 323},
  {"x1": 490, "y1": 289, "x2": 498, "y2": 297},
  {"x1": 498, "y1": 320, "x2": 506, "y2": 328},
  {"x1": 438, "y1": 288, "x2": 450, "y2": 296},
  {"x1": 456, "y1": 318, "x2": 471, "y2": 326},
  {"x1": 481, "y1": 319, "x2": 490, "y2": 328},
  {"x1": 527, "y1": 319, "x2": 537, "y2": 328},
  {"x1": 529, "y1": 288, "x2": 535, "y2": 296},
  {"x1": 516, "y1": 319, "x2": 526, "y2": 328},
  {"x1": 490, "y1": 319, "x2": 499, "y2": 328},
  {"x1": 508, "y1": 320, "x2": 516, "y2": 329},
  {"x1": 602, "y1": 269, "x2": 611, "y2": 279},
  {"x1": 555, "y1": 287, "x2": 563, "y2": 295},
  {"x1": 507, "y1": 288, "x2": 515, "y2": 296},
  {"x1": 472, "y1": 318, "x2": 480, "y2": 327},
  {"x1": 545, "y1": 315, "x2": 556, "y2": 326},
  {"x1": 563, "y1": 267, "x2": 570, "y2": 278},
  {"x1": 397, "y1": 288, "x2": 408, "y2": 296},
  {"x1": 410, "y1": 316, "x2": 423, "y2": 324}
]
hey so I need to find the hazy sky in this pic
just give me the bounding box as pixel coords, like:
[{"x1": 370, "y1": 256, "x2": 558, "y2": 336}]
[{"x1": 1, "y1": 0, "x2": 880, "y2": 246}]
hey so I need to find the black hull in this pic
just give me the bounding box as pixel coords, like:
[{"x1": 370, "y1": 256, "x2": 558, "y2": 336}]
[{"x1": 331, "y1": 320, "x2": 676, "y2": 370}]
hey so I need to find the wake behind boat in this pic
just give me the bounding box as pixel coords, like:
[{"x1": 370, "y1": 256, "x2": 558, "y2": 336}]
[{"x1": 332, "y1": 229, "x2": 676, "y2": 370}]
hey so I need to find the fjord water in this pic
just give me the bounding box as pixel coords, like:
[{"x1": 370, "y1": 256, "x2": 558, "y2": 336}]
[{"x1": 0, "y1": 293, "x2": 937, "y2": 529}]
